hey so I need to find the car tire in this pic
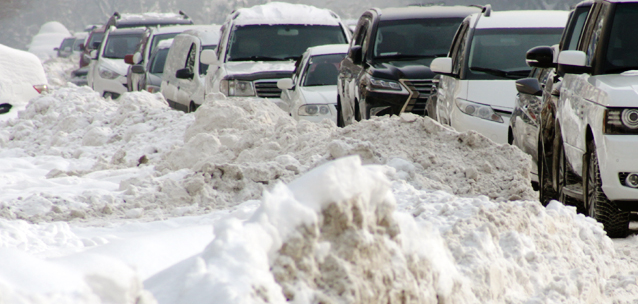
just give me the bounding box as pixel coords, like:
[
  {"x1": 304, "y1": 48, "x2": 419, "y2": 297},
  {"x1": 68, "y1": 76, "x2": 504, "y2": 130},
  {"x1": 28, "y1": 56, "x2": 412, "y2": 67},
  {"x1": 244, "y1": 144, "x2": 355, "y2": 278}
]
[
  {"x1": 584, "y1": 140, "x2": 629, "y2": 238},
  {"x1": 189, "y1": 101, "x2": 197, "y2": 113},
  {"x1": 337, "y1": 97, "x2": 345, "y2": 128},
  {"x1": 556, "y1": 139, "x2": 582, "y2": 211},
  {"x1": 538, "y1": 138, "x2": 557, "y2": 206},
  {"x1": 354, "y1": 100, "x2": 361, "y2": 122}
]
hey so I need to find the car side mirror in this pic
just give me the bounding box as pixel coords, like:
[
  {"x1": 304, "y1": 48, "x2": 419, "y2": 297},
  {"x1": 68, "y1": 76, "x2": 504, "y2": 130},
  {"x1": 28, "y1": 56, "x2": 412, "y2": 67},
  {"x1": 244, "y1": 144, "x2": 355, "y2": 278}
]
[
  {"x1": 131, "y1": 65, "x2": 145, "y2": 74},
  {"x1": 557, "y1": 50, "x2": 590, "y2": 74},
  {"x1": 348, "y1": 46, "x2": 363, "y2": 65},
  {"x1": 124, "y1": 54, "x2": 135, "y2": 64},
  {"x1": 515, "y1": 78, "x2": 542, "y2": 96},
  {"x1": 54, "y1": 47, "x2": 59, "y2": 51},
  {"x1": 277, "y1": 78, "x2": 294, "y2": 90},
  {"x1": 200, "y1": 49, "x2": 219, "y2": 66},
  {"x1": 430, "y1": 57, "x2": 454, "y2": 76},
  {"x1": 176, "y1": 68, "x2": 194, "y2": 79},
  {"x1": 0, "y1": 103, "x2": 12, "y2": 115},
  {"x1": 133, "y1": 52, "x2": 142, "y2": 64},
  {"x1": 526, "y1": 46, "x2": 554, "y2": 68}
]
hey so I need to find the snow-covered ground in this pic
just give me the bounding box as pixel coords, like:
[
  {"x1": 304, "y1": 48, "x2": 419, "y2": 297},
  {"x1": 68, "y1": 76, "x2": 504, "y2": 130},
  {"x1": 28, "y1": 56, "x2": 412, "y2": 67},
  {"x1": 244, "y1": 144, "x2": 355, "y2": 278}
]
[{"x1": 1, "y1": 55, "x2": 638, "y2": 303}]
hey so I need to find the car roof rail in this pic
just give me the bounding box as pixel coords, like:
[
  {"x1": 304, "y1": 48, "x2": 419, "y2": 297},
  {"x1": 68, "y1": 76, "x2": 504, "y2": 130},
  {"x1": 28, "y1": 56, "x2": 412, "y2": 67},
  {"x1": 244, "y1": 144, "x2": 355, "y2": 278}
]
[
  {"x1": 113, "y1": 11, "x2": 121, "y2": 19},
  {"x1": 482, "y1": 4, "x2": 492, "y2": 17},
  {"x1": 408, "y1": 1, "x2": 445, "y2": 6},
  {"x1": 179, "y1": 10, "x2": 189, "y2": 19}
]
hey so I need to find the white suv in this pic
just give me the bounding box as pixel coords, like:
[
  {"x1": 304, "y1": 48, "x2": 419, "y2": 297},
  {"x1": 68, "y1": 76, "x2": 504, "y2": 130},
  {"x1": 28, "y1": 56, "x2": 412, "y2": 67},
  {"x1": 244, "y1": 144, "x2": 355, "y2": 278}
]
[
  {"x1": 200, "y1": 2, "x2": 351, "y2": 111},
  {"x1": 87, "y1": 27, "x2": 146, "y2": 99},
  {"x1": 430, "y1": 8, "x2": 568, "y2": 144},
  {"x1": 531, "y1": 0, "x2": 638, "y2": 237}
]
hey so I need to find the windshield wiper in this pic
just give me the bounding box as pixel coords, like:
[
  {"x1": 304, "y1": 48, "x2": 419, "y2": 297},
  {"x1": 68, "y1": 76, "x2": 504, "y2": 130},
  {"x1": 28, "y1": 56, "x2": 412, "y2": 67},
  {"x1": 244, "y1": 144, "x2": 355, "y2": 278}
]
[
  {"x1": 230, "y1": 56, "x2": 288, "y2": 62},
  {"x1": 470, "y1": 66, "x2": 530, "y2": 79}
]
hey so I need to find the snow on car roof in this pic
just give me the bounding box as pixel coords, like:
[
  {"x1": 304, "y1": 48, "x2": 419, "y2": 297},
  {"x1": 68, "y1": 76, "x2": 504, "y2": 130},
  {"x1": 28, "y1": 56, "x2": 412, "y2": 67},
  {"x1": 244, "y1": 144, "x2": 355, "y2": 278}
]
[
  {"x1": 474, "y1": 10, "x2": 570, "y2": 29},
  {"x1": 119, "y1": 12, "x2": 183, "y2": 21},
  {"x1": 306, "y1": 44, "x2": 349, "y2": 56},
  {"x1": 179, "y1": 25, "x2": 222, "y2": 46},
  {"x1": 149, "y1": 24, "x2": 208, "y2": 35},
  {"x1": 231, "y1": 2, "x2": 342, "y2": 26}
]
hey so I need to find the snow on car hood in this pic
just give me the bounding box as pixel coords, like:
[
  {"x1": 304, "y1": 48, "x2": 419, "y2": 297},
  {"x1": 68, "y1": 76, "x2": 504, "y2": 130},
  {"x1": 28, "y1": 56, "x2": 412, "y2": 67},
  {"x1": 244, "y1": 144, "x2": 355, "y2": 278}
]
[
  {"x1": 98, "y1": 57, "x2": 130, "y2": 77},
  {"x1": 299, "y1": 85, "x2": 337, "y2": 105},
  {"x1": 584, "y1": 72, "x2": 638, "y2": 107},
  {"x1": 466, "y1": 80, "x2": 517, "y2": 111},
  {"x1": 223, "y1": 61, "x2": 295, "y2": 79}
]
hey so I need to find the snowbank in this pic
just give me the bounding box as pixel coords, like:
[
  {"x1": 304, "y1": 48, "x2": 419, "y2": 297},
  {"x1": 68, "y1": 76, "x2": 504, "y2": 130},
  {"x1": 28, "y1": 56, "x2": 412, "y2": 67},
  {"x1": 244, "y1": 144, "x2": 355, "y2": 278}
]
[
  {"x1": 28, "y1": 21, "x2": 71, "y2": 61},
  {"x1": 145, "y1": 156, "x2": 625, "y2": 303}
]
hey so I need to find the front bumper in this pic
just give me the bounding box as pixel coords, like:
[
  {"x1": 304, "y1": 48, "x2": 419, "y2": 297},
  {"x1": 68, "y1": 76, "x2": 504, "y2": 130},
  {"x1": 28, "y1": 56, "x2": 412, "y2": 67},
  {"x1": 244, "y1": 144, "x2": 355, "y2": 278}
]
[
  {"x1": 365, "y1": 90, "x2": 409, "y2": 116},
  {"x1": 599, "y1": 135, "x2": 638, "y2": 202}
]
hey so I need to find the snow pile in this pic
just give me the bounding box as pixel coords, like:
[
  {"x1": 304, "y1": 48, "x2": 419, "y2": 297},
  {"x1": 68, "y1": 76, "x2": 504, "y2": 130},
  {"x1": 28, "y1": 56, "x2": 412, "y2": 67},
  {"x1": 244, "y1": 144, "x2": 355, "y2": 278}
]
[
  {"x1": 28, "y1": 21, "x2": 71, "y2": 61},
  {"x1": 145, "y1": 156, "x2": 628, "y2": 303}
]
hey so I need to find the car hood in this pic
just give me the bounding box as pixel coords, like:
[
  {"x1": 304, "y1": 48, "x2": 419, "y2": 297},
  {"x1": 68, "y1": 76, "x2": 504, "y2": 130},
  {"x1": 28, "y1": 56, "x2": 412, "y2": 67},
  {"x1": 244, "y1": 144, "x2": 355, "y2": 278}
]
[
  {"x1": 223, "y1": 61, "x2": 295, "y2": 80},
  {"x1": 466, "y1": 80, "x2": 517, "y2": 111},
  {"x1": 299, "y1": 85, "x2": 337, "y2": 105},
  {"x1": 589, "y1": 72, "x2": 638, "y2": 107},
  {"x1": 98, "y1": 57, "x2": 129, "y2": 76},
  {"x1": 369, "y1": 59, "x2": 436, "y2": 81}
]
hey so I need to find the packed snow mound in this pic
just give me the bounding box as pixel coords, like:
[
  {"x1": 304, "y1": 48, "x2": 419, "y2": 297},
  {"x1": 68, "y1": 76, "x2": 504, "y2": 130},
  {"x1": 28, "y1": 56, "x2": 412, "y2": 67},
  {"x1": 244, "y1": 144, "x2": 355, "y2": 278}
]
[
  {"x1": 232, "y1": 1, "x2": 343, "y2": 26},
  {"x1": 0, "y1": 89, "x2": 534, "y2": 223},
  {"x1": 0, "y1": 246, "x2": 156, "y2": 304},
  {"x1": 28, "y1": 22, "x2": 71, "y2": 61},
  {"x1": 145, "y1": 156, "x2": 626, "y2": 303}
]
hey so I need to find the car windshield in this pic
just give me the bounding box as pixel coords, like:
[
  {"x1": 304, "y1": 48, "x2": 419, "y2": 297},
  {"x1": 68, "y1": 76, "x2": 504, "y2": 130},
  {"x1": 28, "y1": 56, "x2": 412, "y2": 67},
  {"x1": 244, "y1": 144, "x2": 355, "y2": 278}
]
[
  {"x1": 150, "y1": 33, "x2": 180, "y2": 55},
  {"x1": 60, "y1": 38, "x2": 75, "y2": 50},
  {"x1": 88, "y1": 32, "x2": 104, "y2": 50},
  {"x1": 603, "y1": 3, "x2": 638, "y2": 74},
  {"x1": 467, "y1": 28, "x2": 563, "y2": 80},
  {"x1": 303, "y1": 53, "x2": 345, "y2": 86},
  {"x1": 199, "y1": 45, "x2": 218, "y2": 75},
  {"x1": 373, "y1": 18, "x2": 463, "y2": 63},
  {"x1": 149, "y1": 48, "x2": 170, "y2": 75},
  {"x1": 227, "y1": 25, "x2": 347, "y2": 62},
  {"x1": 103, "y1": 34, "x2": 143, "y2": 59}
]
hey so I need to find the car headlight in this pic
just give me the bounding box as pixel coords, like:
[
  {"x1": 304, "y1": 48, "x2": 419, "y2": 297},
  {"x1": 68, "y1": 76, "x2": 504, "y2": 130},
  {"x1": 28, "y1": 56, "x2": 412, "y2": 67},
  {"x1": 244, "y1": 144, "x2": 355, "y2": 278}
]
[
  {"x1": 605, "y1": 108, "x2": 638, "y2": 134},
  {"x1": 455, "y1": 98, "x2": 504, "y2": 123},
  {"x1": 367, "y1": 75, "x2": 403, "y2": 92},
  {"x1": 298, "y1": 104, "x2": 331, "y2": 116},
  {"x1": 146, "y1": 85, "x2": 161, "y2": 94},
  {"x1": 98, "y1": 66, "x2": 120, "y2": 80},
  {"x1": 220, "y1": 79, "x2": 255, "y2": 97}
]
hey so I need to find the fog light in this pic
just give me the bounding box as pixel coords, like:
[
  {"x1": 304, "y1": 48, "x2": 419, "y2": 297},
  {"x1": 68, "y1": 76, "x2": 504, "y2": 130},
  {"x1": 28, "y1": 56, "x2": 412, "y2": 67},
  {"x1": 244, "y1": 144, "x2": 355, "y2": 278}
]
[{"x1": 626, "y1": 173, "x2": 638, "y2": 188}]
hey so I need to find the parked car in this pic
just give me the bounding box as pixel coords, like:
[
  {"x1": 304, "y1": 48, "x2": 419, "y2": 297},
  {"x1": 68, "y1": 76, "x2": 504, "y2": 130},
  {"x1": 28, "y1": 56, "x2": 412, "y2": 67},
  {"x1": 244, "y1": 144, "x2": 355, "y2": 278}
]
[
  {"x1": 0, "y1": 44, "x2": 48, "y2": 121},
  {"x1": 131, "y1": 38, "x2": 173, "y2": 93},
  {"x1": 336, "y1": 5, "x2": 480, "y2": 127},
  {"x1": 80, "y1": 25, "x2": 106, "y2": 68},
  {"x1": 105, "y1": 11, "x2": 193, "y2": 29},
  {"x1": 161, "y1": 27, "x2": 221, "y2": 112},
  {"x1": 200, "y1": 2, "x2": 351, "y2": 111},
  {"x1": 126, "y1": 24, "x2": 210, "y2": 92},
  {"x1": 528, "y1": 0, "x2": 638, "y2": 237},
  {"x1": 278, "y1": 44, "x2": 348, "y2": 124},
  {"x1": 430, "y1": 8, "x2": 568, "y2": 144},
  {"x1": 56, "y1": 32, "x2": 88, "y2": 58},
  {"x1": 87, "y1": 27, "x2": 147, "y2": 99}
]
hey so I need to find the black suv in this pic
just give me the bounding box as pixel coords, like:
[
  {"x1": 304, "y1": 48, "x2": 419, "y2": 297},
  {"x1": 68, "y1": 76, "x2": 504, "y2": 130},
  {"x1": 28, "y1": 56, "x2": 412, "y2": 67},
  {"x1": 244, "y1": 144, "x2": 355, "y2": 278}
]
[{"x1": 337, "y1": 5, "x2": 480, "y2": 126}]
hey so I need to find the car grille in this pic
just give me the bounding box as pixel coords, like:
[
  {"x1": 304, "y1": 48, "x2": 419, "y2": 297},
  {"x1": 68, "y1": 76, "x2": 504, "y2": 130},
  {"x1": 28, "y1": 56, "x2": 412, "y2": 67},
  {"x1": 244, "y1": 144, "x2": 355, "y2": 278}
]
[
  {"x1": 401, "y1": 79, "x2": 435, "y2": 115},
  {"x1": 254, "y1": 81, "x2": 282, "y2": 98}
]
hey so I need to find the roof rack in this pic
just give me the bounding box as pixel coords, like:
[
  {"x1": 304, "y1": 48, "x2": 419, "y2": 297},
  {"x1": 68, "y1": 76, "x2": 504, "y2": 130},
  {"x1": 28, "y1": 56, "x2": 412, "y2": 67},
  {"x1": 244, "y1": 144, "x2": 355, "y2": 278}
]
[{"x1": 482, "y1": 4, "x2": 492, "y2": 17}]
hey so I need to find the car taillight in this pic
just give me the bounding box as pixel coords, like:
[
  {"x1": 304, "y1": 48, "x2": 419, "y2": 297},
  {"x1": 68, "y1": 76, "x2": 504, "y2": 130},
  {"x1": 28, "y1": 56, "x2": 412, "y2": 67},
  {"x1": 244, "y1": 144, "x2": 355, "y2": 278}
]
[{"x1": 33, "y1": 84, "x2": 48, "y2": 94}]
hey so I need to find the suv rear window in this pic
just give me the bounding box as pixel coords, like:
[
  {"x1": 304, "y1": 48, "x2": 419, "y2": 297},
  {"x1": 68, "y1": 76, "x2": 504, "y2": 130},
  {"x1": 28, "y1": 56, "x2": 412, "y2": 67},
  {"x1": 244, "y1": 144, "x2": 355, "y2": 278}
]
[
  {"x1": 373, "y1": 18, "x2": 463, "y2": 62},
  {"x1": 227, "y1": 25, "x2": 347, "y2": 62}
]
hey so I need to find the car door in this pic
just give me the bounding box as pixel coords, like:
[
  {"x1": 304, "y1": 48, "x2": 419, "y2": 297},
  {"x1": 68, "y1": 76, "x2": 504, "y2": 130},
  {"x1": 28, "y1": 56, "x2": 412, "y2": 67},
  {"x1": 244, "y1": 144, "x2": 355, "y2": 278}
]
[
  {"x1": 162, "y1": 35, "x2": 191, "y2": 106},
  {"x1": 436, "y1": 19, "x2": 470, "y2": 125},
  {"x1": 282, "y1": 53, "x2": 308, "y2": 116},
  {"x1": 176, "y1": 40, "x2": 198, "y2": 107},
  {"x1": 340, "y1": 13, "x2": 372, "y2": 123}
]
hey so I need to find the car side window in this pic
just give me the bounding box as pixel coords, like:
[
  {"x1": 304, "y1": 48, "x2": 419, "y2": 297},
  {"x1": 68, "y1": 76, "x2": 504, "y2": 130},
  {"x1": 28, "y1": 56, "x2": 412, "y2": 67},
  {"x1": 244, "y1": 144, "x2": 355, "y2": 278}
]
[
  {"x1": 450, "y1": 22, "x2": 469, "y2": 75},
  {"x1": 352, "y1": 16, "x2": 370, "y2": 47},
  {"x1": 561, "y1": 6, "x2": 591, "y2": 51},
  {"x1": 584, "y1": 4, "x2": 609, "y2": 66},
  {"x1": 185, "y1": 43, "x2": 197, "y2": 72}
]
